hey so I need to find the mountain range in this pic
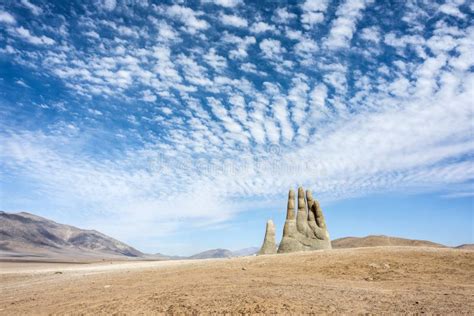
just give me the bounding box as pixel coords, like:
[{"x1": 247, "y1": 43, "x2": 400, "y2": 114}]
[
  {"x1": 1, "y1": 211, "x2": 470, "y2": 261},
  {"x1": 0, "y1": 211, "x2": 144, "y2": 260},
  {"x1": 0, "y1": 211, "x2": 259, "y2": 260}
]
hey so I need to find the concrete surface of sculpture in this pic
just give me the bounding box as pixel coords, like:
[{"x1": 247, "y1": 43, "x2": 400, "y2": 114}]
[
  {"x1": 258, "y1": 220, "x2": 277, "y2": 254},
  {"x1": 258, "y1": 187, "x2": 331, "y2": 255}
]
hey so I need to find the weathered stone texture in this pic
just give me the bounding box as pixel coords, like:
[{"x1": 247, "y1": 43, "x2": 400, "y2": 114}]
[{"x1": 258, "y1": 187, "x2": 331, "y2": 255}]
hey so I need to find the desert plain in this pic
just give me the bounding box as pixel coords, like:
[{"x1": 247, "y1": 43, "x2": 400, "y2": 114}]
[{"x1": 1, "y1": 246, "x2": 473, "y2": 314}]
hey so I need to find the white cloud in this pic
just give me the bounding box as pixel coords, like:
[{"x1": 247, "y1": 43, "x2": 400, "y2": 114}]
[
  {"x1": 301, "y1": 0, "x2": 329, "y2": 29},
  {"x1": 264, "y1": 117, "x2": 280, "y2": 144},
  {"x1": 208, "y1": 97, "x2": 246, "y2": 136},
  {"x1": 309, "y1": 83, "x2": 329, "y2": 120},
  {"x1": 413, "y1": 54, "x2": 447, "y2": 97},
  {"x1": 272, "y1": 7, "x2": 297, "y2": 24},
  {"x1": 152, "y1": 46, "x2": 182, "y2": 84},
  {"x1": 442, "y1": 191, "x2": 474, "y2": 198},
  {"x1": 250, "y1": 22, "x2": 276, "y2": 33},
  {"x1": 360, "y1": 26, "x2": 380, "y2": 43},
  {"x1": 388, "y1": 77, "x2": 411, "y2": 97},
  {"x1": 426, "y1": 33, "x2": 457, "y2": 54},
  {"x1": 201, "y1": 0, "x2": 243, "y2": 8},
  {"x1": 240, "y1": 62, "x2": 265, "y2": 75},
  {"x1": 384, "y1": 33, "x2": 425, "y2": 48},
  {"x1": 0, "y1": 11, "x2": 16, "y2": 24},
  {"x1": 14, "y1": 27, "x2": 55, "y2": 45},
  {"x1": 220, "y1": 14, "x2": 248, "y2": 28},
  {"x1": 88, "y1": 108, "x2": 103, "y2": 116},
  {"x1": 16, "y1": 79, "x2": 30, "y2": 88},
  {"x1": 117, "y1": 25, "x2": 139, "y2": 38},
  {"x1": 178, "y1": 54, "x2": 213, "y2": 86},
  {"x1": 20, "y1": 0, "x2": 43, "y2": 15},
  {"x1": 448, "y1": 26, "x2": 474, "y2": 72},
  {"x1": 325, "y1": 0, "x2": 373, "y2": 49},
  {"x1": 294, "y1": 37, "x2": 318, "y2": 59},
  {"x1": 100, "y1": 0, "x2": 117, "y2": 11},
  {"x1": 273, "y1": 97, "x2": 294, "y2": 142},
  {"x1": 162, "y1": 107, "x2": 173, "y2": 115},
  {"x1": 320, "y1": 62, "x2": 348, "y2": 95},
  {"x1": 286, "y1": 28, "x2": 303, "y2": 40},
  {"x1": 223, "y1": 33, "x2": 256, "y2": 59},
  {"x1": 156, "y1": 21, "x2": 179, "y2": 41},
  {"x1": 439, "y1": 0, "x2": 466, "y2": 19},
  {"x1": 204, "y1": 48, "x2": 228, "y2": 70},
  {"x1": 142, "y1": 90, "x2": 157, "y2": 102},
  {"x1": 287, "y1": 75, "x2": 310, "y2": 130},
  {"x1": 84, "y1": 30, "x2": 100, "y2": 39},
  {"x1": 259, "y1": 38, "x2": 285, "y2": 60},
  {"x1": 166, "y1": 5, "x2": 209, "y2": 34},
  {"x1": 229, "y1": 94, "x2": 248, "y2": 124}
]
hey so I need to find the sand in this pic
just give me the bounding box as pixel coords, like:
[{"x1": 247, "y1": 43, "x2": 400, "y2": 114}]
[{"x1": 1, "y1": 246, "x2": 473, "y2": 314}]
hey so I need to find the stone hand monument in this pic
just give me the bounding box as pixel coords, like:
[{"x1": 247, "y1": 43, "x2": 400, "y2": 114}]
[{"x1": 258, "y1": 187, "x2": 332, "y2": 254}]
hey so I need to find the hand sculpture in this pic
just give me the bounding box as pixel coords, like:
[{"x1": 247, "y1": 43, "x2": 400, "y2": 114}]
[{"x1": 258, "y1": 187, "x2": 331, "y2": 255}]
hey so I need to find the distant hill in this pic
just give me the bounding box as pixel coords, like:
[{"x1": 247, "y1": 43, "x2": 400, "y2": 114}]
[
  {"x1": 151, "y1": 253, "x2": 187, "y2": 260},
  {"x1": 188, "y1": 248, "x2": 233, "y2": 259},
  {"x1": 332, "y1": 235, "x2": 446, "y2": 249},
  {"x1": 455, "y1": 244, "x2": 474, "y2": 250},
  {"x1": 232, "y1": 247, "x2": 259, "y2": 257},
  {"x1": 0, "y1": 211, "x2": 144, "y2": 260},
  {"x1": 188, "y1": 247, "x2": 259, "y2": 259}
]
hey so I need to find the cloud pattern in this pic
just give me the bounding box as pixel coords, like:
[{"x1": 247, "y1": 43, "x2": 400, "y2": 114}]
[{"x1": 0, "y1": 0, "x2": 473, "y2": 247}]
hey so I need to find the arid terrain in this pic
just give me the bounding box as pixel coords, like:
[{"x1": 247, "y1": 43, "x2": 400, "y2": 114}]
[{"x1": 1, "y1": 246, "x2": 473, "y2": 314}]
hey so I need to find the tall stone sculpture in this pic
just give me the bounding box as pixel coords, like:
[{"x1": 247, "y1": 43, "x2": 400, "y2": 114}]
[
  {"x1": 258, "y1": 220, "x2": 277, "y2": 254},
  {"x1": 258, "y1": 187, "x2": 331, "y2": 255}
]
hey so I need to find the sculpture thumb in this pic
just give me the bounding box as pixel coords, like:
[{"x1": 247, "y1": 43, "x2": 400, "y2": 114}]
[{"x1": 258, "y1": 219, "x2": 277, "y2": 255}]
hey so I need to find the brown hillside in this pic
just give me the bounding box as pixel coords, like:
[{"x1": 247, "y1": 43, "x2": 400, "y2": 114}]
[{"x1": 332, "y1": 235, "x2": 445, "y2": 249}]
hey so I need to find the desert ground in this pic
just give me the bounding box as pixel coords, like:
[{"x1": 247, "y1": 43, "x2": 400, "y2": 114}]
[{"x1": 1, "y1": 246, "x2": 473, "y2": 314}]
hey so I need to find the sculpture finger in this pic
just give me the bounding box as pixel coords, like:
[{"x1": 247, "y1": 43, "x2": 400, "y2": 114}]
[
  {"x1": 258, "y1": 220, "x2": 276, "y2": 255},
  {"x1": 312, "y1": 199, "x2": 327, "y2": 229},
  {"x1": 285, "y1": 189, "x2": 295, "y2": 220},
  {"x1": 282, "y1": 189, "x2": 297, "y2": 238},
  {"x1": 306, "y1": 190, "x2": 316, "y2": 222},
  {"x1": 296, "y1": 186, "x2": 308, "y2": 233}
]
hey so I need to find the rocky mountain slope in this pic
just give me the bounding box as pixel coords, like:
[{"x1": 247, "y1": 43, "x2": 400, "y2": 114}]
[{"x1": 0, "y1": 211, "x2": 144, "y2": 260}]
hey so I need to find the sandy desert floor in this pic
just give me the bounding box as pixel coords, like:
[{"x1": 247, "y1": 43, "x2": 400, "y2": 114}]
[{"x1": 1, "y1": 246, "x2": 473, "y2": 314}]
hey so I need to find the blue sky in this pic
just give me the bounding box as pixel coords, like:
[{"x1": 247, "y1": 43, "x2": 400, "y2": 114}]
[{"x1": 0, "y1": 0, "x2": 472, "y2": 255}]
